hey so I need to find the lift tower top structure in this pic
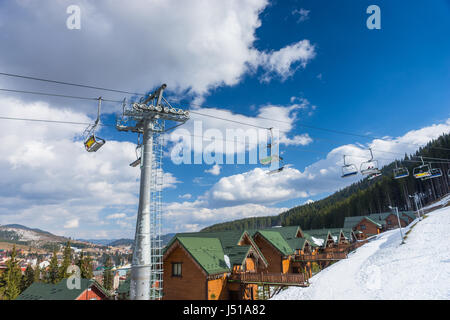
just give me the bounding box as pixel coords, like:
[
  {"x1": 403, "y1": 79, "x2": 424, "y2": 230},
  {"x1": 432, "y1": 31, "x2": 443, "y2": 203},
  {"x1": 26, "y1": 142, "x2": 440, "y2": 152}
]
[{"x1": 116, "y1": 84, "x2": 189, "y2": 300}]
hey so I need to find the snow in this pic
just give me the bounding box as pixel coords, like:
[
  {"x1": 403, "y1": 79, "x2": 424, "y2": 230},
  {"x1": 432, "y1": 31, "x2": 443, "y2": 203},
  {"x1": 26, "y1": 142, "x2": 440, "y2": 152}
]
[
  {"x1": 3, "y1": 227, "x2": 42, "y2": 241},
  {"x1": 311, "y1": 237, "x2": 324, "y2": 246},
  {"x1": 423, "y1": 194, "x2": 450, "y2": 210},
  {"x1": 273, "y1": 206, "x2": 450, "y2": 300}
]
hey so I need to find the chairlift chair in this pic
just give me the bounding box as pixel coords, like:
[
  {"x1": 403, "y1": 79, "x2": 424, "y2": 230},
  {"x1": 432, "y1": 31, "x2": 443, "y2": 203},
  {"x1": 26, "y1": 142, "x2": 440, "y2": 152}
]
[
  {"x1": 421, "y1": 168, "x2": 442, "y2": 180},
  {"x1": 130, "y1": 135, "x2": 143, "y2": 167},
  {"x1": 259, "y1": 128, "x2": 285, "y2": 174},
  {"x1": 360, "y1": 148, "x2": 381, "y2": 175},
  {"x1": 341, "y1": 155, "x2": 358, "y2": 178},
  {"x1": 84, "y1": 97, "x2": 106, "y2": 152},
  {"x1": 393, "y1": 161, "x2": 409, "y2": 179},
  {"x1": 413, "y1": 157, "x2": 431, "y2": 179},
  {"x1": 368, "y1": 172, "x2": 382, "y2": 180}
]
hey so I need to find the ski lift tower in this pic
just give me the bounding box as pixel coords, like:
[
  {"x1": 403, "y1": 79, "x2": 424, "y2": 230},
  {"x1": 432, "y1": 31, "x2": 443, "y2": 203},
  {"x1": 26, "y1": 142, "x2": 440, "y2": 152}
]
[{"x1": 116, "y1": 84, "x2": 189, "y2": 300}]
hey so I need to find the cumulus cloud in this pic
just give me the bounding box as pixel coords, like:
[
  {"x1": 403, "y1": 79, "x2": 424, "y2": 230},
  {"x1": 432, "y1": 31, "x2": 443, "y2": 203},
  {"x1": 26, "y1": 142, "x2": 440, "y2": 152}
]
[
  {"x1": 205, "y1": 164, "x2": 222, "y2": 176},
  {"x1": 0, "y1": 0, "x2": 314, "y2": 108},
  {"x1": 168, "y1": 102, "x2": 314, "y2": 165},
  {"x1": 164, "y1": 200, "x2": 288, "y2": 233},
  {"x1": 0, "y1": 97, "x2": 178, "y2": 237},
  {"x1": 188, "y1": 119, "x2": 450, "y2": 208}
]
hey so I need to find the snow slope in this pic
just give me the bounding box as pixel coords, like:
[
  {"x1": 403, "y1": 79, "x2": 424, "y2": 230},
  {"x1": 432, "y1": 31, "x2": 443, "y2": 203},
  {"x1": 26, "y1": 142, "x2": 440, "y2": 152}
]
[{"x1": 273, "y1": 206, "x2": 450, "y2": 300}]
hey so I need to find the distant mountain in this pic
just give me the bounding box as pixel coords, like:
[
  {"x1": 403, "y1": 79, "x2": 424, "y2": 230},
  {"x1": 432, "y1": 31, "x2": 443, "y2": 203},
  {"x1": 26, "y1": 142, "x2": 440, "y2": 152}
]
[
  {"x1": 108, "y1": 238, "x2": 133, "y2": 247},
  {"x1": 0, "y1": 223, "x2": 66, "y2": 244},
  {"x1": 78, "y1": 239, "x2": 114, "y2": 246}
]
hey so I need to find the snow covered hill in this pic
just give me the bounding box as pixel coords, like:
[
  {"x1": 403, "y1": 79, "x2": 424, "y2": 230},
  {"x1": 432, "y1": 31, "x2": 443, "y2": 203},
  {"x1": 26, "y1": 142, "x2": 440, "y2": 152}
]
[{"x1": 273, "y1": 205, "x2": 450, "y2": 300}]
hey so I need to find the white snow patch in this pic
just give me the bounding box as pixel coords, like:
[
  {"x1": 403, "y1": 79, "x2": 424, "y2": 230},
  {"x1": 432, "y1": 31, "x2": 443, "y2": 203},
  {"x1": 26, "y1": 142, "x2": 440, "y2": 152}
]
[
  {"x1": 311, "y1": 237, "x2": 324, "y2": 246},
  {"x1": 273, "y1": 206, "x2": 450, "y2": 300}
]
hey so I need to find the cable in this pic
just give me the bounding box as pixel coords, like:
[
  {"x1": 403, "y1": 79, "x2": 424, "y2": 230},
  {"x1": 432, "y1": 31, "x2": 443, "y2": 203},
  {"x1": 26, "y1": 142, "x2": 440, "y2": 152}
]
[
  {"x1": 1, "y1": 72, "x2": 450, "y2": 152},
  {"x1": 0, "y1": 72, "x2": 145, "y2": 96}
]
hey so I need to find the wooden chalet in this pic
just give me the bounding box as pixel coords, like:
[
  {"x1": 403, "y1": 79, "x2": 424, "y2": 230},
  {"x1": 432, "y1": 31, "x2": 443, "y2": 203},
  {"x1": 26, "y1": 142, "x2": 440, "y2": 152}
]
[
  {"x1": 250, "y1": 226, "x2": 313, "y2": 276},
  {"x1": 162, "y1": 230, "x2": 269, "y2": 300},
  {"x1": 343, "y1": 216, "x2": 383, "y2": 237}
]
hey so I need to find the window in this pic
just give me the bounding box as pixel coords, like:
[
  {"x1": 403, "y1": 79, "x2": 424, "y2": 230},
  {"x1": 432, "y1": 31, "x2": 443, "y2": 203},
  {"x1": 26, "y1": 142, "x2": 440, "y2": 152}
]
[
  {"x1": 172, "y1": 263, "x2": 182, "y2": 277},
  {"x1": 360, "y1": 224, "x2": 366, "y2": 230},
  {"x1": 387, "y1": 220, "x2": 391, "y2": 225}
]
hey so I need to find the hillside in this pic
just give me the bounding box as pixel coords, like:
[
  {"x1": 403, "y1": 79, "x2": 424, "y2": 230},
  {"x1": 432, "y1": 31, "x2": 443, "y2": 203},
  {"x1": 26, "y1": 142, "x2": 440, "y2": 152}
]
[
  {"x1": 0, "y1": 224, "x2": 100, "y2": 249},
  {"x1": 202, "y1": 133, "x2": 450, "y2": 232},
  {"x1": 273, "y1": 204, "x2": 450, "y2": 299}
]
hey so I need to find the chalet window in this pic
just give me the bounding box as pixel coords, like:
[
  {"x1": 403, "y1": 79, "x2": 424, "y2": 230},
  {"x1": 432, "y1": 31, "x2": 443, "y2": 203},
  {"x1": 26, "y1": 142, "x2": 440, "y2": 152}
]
[
  {"x1": 360, "y1": 224, "x2": 366, "y2": 230},
  {"x1": 388, "y1": 220, "x2": 391, "y2": 225},
  {"x1": 172, "y1": 263, "x2": 182, "y2": 277}
]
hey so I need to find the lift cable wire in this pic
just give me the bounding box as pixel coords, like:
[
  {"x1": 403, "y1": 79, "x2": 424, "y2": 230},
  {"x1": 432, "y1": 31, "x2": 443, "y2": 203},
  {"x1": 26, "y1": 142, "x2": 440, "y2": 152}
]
[
  {"x1": 2, "y1": 115, "x2": 450, "y2": 167},
  {"x1": 1, "y1": 77, "x2": 450, "y2": 151}
]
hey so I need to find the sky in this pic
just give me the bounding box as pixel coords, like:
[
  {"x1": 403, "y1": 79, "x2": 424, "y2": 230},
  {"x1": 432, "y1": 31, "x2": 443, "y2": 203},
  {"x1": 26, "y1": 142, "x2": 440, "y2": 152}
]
[{"x1": 0, "y1": 0, "x2": 449, "y2": 239}]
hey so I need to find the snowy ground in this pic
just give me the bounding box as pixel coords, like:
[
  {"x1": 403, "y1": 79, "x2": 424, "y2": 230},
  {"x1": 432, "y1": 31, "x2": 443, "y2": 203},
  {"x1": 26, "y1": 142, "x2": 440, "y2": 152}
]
[{"x1": 273, "y1": 206, "x2": 450, "y2": 300}]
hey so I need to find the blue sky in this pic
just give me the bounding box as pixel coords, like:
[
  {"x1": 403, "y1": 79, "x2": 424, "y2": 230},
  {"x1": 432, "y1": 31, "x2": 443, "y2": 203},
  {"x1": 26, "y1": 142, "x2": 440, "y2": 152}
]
[{"x1": 0, "y1": 0, "x2": 449, "y2": 238}]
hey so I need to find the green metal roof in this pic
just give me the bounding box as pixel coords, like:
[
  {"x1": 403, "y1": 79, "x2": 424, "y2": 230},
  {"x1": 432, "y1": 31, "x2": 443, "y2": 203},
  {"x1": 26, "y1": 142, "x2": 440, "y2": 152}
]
[
  {"x1": 256, "y1": 230, "x2": 293, "y2": 256},
  {"x1": 177, "y1": 237, "x2": 229, "y2": 275},
  {"x1": 343, "y1": 215, "x2": 383, "y2": 229},
  {"x1": 16, "y1": 279, "x2": 108, "y2": 300},
  {"x1": 164, "y1": 230, "x2": 268, "y2": 275}
]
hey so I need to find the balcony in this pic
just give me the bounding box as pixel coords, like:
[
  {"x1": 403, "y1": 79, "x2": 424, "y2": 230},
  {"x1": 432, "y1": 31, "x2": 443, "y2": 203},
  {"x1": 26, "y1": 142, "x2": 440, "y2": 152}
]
[
  {"x1": 294, "y1": 252, "x2": 347, "y2": 262},
  {"x1": 229, "y1": 272, "x2": 309, "y2": 287}
]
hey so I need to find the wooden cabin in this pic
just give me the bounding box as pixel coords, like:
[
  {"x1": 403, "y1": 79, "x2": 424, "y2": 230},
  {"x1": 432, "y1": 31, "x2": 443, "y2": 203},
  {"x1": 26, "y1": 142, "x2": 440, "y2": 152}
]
[
  {"x1": 17, "y1": 279, "x2": 110, "y2": 300},
  {"x1": 343, "y1": 216, "x2": 383, "y2": 237},
  {"x1": 251, "y1": 227, "x2": 311, "y2": 274},
  {"x1": 162, "y1": 230, "x2": 268, "y2": 300}
]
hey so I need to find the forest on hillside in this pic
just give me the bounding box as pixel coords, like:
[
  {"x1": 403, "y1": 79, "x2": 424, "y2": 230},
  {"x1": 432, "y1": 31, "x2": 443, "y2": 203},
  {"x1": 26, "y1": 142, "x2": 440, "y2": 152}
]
[{"x1": 202, "y1": 133, "x2": 450, "y2": 232}]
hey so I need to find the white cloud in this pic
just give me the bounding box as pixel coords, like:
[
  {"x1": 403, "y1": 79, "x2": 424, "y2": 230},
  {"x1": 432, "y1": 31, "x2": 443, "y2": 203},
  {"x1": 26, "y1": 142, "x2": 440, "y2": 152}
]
[
  {"x1": 195, "y1": 119, "x2": 450, "y2": 207},
  {"x1": 64, "y1": 218, "x2": 79, "y2": 229},
  {"x1": 164, "y1": 200, "x2": 288, "y2": 233},
  {"x1": 252, "y1": 40, "x2": 315, "y2": 82},
  {"x1": 205, "y1": 164, "x2": 222, "y2": 176},
  {"x1": 178, "y1": 193, "x2": 192, "y2": 200},
  {"x1": 106, "y1": 213, "x2": 127, "y2": 220},
  {"x1": 0, "y1": 97, "x2": 178, "y2": 237},
  {"x1": 0, "y1": 0, "x2": 314, "y2": 107},
  {"x1": 292, "y1": 8, "x2": 310, "y2": 23}
]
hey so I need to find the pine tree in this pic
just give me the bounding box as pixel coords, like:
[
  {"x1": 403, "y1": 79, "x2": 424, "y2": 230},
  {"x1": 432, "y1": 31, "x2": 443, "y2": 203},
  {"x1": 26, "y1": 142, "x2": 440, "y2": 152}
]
[
  {"x1": 0, "y1": 245, "x2": 23, "y2": 300},
  {"x1": 34, "y1": 256, "x2": 42, "y2": 282},
  {"x1": 47, "y1": 249, "x2": 60, "y2": 284},
  {"x1": 59, "y1": 241, "x2": 72, "y2": 279},
  {"x1": 21, "y1": 264, "x2": 35, "y2": 291},
  {"x1": 77, "y1": 251, "x2": 93, "y2": 279},
  {"x1": 103, "y1": 257, "x2": 114, "y2": 291}
]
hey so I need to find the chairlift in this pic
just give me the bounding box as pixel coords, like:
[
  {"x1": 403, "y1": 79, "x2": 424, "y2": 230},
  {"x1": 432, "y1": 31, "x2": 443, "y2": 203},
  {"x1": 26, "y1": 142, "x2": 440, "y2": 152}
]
[
  {"x1": 393, "y1": 161, "x2": 409, "y2": 179},
  {"x1": 341, "y1": 155, "x2": 358, "y2": 178},
  {"x1": 413, "y1": 157, "x2": 431, "y2": 179},
  {"x1": 259, "y1": 128, "x2": 285, "y2": 174},
  {"x1": 84, "y1": 97, "x2": 105, "y2": 152},
  {"x1": 368, "y1": 172, "x2": 382, "y2": 180},
  {"x1": 360, "y1": 148, "x2": 381, "y2": 175},
  {"x1": 130, "y1": 134, "x2": 142, "y2": 167}
]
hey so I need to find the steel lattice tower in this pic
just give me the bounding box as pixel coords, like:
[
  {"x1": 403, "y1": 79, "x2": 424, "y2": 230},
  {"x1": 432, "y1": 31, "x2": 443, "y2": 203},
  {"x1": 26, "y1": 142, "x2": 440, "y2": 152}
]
[{"x1": 116, "y1": 84, "x2": 189, "y2": 300}]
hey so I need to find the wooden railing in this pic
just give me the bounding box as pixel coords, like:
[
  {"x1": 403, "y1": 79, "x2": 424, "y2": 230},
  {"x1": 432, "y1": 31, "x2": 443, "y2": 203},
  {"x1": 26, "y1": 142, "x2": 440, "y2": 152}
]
[
  {"x1": 229, "y1": 272, "x2": 308, "y2": 286},
  {"x1": 294, "y1": 252, "x2": 347, "y2": 262}
]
